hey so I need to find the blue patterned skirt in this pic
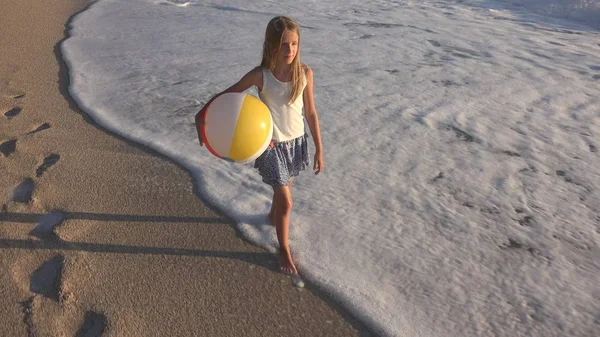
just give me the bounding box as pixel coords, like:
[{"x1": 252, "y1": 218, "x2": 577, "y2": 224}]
[{"x1": 254, "y1": 134, "x2": 310, "y2": 187}]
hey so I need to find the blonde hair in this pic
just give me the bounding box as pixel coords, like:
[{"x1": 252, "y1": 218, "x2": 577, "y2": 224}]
[{"x1": 260, "y1": 16, "x2": 304, "y2": 104}]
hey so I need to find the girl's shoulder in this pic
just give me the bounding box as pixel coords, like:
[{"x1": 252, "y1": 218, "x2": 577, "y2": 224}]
[
  {"x1": 245, "y1": 66, "x2": 264, "y2": 90},
  {"x1": 301, "y1": 63, "x2": 312, "y2": 75},
  {"x1": 250, "y1": 66, "x2": 264, "y2": 76},
  {"x1": 301, "y1": 64, "x2": 314, "y2": 83}
]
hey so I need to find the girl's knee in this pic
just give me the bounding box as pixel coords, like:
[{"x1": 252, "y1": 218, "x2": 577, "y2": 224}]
[
  {"x1": 276, "y1": 195, "x2": 293, "y2": 214},
  {"x1": 273, "y1": 185, "x2": 293, "y2": 213}
]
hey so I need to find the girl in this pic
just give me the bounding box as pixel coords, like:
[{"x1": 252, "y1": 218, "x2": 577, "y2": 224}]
[{"x1": 195, "y1": 16, "x2": 324, "y2": 277}]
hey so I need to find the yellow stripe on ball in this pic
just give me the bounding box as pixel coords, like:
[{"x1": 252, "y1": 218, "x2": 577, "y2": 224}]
[{"x1": 229, "y1": 95, "x2": 272, "y2": 161}]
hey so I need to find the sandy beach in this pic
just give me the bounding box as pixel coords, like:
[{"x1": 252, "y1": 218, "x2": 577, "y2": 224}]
[{"x1": 0, "y1": 0, "x2": 372, "y2": 336}]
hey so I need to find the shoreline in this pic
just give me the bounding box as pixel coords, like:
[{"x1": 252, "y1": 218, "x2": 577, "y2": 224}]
[{"x1": 0, "y1": 0, "x2": 374, "y2": 336}]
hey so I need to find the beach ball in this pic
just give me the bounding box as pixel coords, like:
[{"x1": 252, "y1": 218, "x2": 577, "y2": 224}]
[{"x1": 201, "y1": 93, "x2": 273, "y2": 163}]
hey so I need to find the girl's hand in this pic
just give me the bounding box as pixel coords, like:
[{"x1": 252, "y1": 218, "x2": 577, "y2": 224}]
[{"x1": 313, "y1": 151, "x2": 323, "y2": 175}]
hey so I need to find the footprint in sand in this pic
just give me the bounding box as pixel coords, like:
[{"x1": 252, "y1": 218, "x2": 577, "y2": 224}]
[
  {"x1": 4, "y1": 107, "x2": 21, "y2": 119},
  {"x1": 30, "y1": 254, "x2": 64, "y2": 302},
  {"x1": 76, "y1": 311, "x2": 107, "y2": 337},
  {"x1": 7, "y1": 91, "x2": 25, "y2": 99},
  {"x1": 3, "y1": 90, "x2": 26, "y2": 100},
  {"x1": 12, "y1": 178, "x2": 35, "y2": 204},
  {"x1": 0, "y1": 139, "x2": 17, "y2": 156},
  {"x1": 19, "y1": 297, "x2": 36, "y2": 337},
  {"x1": 29, "y1": 211, "x2": 65, "y2": 240},
  {"x1": 28, "y1": 123, "x2": 51, "y2": 135},
  {"x1": 0, "y1": 129, "x2": 49, "y2": 157},
  {"x1": 36, "y1": 153, "x2": 60, "y2": 177}
]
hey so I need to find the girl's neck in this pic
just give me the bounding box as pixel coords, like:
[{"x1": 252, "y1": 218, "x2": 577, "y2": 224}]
[
  {"x1": 271, "y1": 63, "x2": 293, "y2": 83},
  {"x1": 273, "y1": 63, "x2": 292, "y2": 75}
]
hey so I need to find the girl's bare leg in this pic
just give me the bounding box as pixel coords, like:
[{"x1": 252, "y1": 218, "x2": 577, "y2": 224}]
[
  {"x1": 268, "y1": 179, "x2": 292, "y2": 226},
  {"x1": 273, "y1": 184, "x2": 297, "y2": 275},
  {"x1": 268, "y1": 195, "x2": 277, "y2": 226}
]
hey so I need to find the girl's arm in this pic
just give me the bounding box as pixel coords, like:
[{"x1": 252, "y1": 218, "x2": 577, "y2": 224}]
[
  {"x1": 195, "y1": 67, "x2": 263, "y2": 146},
  {"x1": 302, "y1": 66, "x2": 324, "y2": 174}
]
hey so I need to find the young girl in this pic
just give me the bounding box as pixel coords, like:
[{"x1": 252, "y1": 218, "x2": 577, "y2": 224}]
[{"x1": 195, "y1": 16, "x2": 324, "y2": 277}]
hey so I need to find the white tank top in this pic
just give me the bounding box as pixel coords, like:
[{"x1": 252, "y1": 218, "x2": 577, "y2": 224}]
[{"x1": 259, "y1": 68, "x2": 306, "y2": 142}]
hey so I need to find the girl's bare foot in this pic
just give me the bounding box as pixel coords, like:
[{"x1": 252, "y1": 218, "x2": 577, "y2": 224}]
[{"x1": 278, "y1": 247, "x2": 297, "y2": 276}]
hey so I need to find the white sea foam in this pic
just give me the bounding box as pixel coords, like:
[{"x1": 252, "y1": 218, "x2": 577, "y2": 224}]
[
  {"x1": 492, "y1": 0, "x2": 600, "y2": 29},
  {"x1": 63, "y1": 0, "x2": 600, "y2": 336}
]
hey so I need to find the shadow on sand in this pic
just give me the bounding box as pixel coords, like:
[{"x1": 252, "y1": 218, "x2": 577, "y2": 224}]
[{"x1": 0, "y1": 210, "x2": 377, "y2": 336}]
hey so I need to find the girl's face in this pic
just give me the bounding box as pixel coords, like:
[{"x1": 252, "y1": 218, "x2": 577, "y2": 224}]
[{"x1": 278, "y1": 30, "x2": 299, "y2": 65}]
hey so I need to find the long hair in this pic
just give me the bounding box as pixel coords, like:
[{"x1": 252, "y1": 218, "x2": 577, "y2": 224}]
[{"x1": 260, "y1": 16, "x2": 304, "y2": 104}]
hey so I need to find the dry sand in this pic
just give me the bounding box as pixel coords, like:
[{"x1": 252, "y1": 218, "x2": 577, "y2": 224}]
[{"x1": 0, "y1": 0, "x2": 373, "y2": 335}]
